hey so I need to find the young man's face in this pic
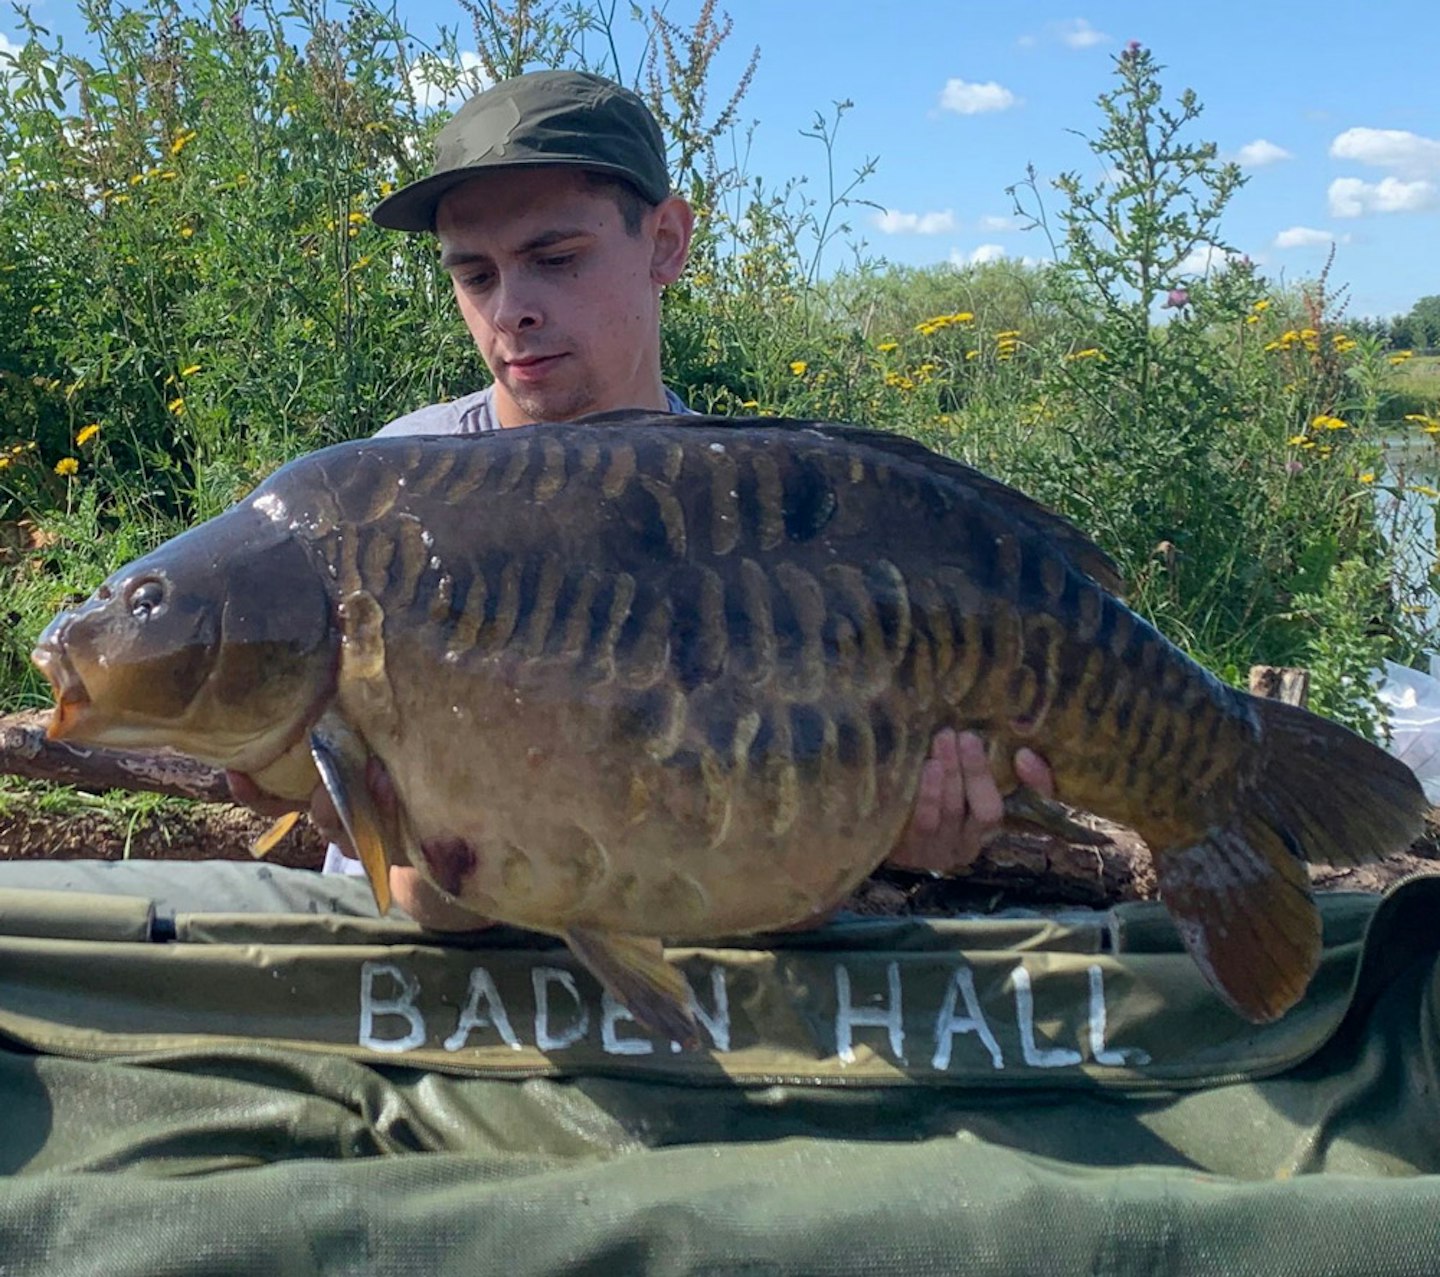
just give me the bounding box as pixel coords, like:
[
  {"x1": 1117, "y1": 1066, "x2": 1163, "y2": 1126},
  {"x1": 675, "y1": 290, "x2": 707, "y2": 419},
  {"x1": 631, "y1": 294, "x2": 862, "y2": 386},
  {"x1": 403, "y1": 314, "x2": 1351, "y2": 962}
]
[{"x1": 435, "y1": 168, "x2": 693, "y2": 427}]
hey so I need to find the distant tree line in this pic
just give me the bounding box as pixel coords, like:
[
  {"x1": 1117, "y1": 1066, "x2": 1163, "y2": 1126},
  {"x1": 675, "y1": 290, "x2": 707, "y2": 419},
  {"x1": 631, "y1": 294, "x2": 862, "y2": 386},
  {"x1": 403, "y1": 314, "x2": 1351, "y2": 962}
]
[{"x1": 1350, "y1": 296, "x2": 1440, "y2": 352}]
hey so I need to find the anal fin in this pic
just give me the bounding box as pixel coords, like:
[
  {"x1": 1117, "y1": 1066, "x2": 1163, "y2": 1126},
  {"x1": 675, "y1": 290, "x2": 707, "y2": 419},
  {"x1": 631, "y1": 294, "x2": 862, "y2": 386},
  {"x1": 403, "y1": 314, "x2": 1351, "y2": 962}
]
[
  {"x1": 1156, "y1": 823, "x2": 1321, "y2": 1023},
  {"x1": 565, "y1": 928, "x2": 699, "y2": 1048},
  {"x1": 1002, "y1": 790, "x2": 1110, "y2": 846}
]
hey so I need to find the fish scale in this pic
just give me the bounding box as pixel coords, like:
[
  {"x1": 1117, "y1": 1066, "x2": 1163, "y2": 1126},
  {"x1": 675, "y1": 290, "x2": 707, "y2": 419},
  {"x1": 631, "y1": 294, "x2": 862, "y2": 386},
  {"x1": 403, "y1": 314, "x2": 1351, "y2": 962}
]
[{"x1": 31, "y1": 412, "x2": 1428, "y2": 1043}]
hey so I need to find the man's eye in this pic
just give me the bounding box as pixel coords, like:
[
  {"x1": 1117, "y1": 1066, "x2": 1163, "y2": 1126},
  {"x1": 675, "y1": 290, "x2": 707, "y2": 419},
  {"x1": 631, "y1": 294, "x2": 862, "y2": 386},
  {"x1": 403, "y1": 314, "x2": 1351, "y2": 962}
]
[{"x1": 539, "y1": 254, "x2": 575, "y2": 268}]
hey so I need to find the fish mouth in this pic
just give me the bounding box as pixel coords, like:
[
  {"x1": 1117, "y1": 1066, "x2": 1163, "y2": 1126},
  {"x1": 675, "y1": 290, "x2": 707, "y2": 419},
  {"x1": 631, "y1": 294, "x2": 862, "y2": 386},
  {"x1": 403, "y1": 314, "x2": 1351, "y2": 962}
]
[{"x1": 30, "y1": 639, "x2": 93, "y2": 741}]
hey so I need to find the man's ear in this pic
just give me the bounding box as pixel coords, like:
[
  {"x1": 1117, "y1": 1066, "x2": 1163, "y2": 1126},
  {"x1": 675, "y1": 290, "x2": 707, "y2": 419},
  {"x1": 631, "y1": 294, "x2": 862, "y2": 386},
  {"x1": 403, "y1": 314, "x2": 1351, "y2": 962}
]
[{"x1": 649, "y1": 195, "x2": 695, "y2": 287}]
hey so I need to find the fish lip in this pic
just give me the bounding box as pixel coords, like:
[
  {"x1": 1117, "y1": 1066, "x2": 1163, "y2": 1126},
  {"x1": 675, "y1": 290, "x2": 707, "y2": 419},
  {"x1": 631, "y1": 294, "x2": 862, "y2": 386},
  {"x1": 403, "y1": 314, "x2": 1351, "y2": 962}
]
[{"x1": 30, "y1": 640, "x2": 92, "y2": 740}]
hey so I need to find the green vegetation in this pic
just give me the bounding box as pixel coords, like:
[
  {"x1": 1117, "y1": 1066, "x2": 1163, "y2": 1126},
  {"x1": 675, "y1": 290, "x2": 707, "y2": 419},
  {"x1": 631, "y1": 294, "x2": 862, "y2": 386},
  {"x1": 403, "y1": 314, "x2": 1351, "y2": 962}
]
[{"x1": 3, "y1": 0, "x2": 1438, "y2": 753}]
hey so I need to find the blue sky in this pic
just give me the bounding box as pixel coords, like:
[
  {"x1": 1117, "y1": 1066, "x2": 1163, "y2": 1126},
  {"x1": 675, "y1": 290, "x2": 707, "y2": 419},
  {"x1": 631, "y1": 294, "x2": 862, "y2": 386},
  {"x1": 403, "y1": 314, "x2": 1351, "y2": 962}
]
[{"x1": 6, "y1": 1, "x2": 1437, "y2": 318}]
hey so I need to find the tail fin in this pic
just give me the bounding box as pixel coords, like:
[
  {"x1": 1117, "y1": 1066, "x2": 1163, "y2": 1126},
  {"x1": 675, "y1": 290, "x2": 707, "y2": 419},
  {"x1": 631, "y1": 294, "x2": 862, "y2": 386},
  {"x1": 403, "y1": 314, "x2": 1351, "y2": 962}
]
[
  {"x1": 1156, "y1": 698, "x2": 1427, "y2": 1023},
  {"x1": 1250, "y1": 696, "x2": 1429, "y2": 868}
]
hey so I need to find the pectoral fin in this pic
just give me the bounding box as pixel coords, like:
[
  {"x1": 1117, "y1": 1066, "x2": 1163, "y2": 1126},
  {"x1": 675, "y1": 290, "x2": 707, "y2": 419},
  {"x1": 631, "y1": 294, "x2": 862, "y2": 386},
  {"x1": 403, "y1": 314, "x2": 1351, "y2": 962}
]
[
  {"x1": 565, "y1": 928, "x2": 699, "y2": 1048},
  {"x1": 249, "y1": 811, "x2": 301, "y2": 859},
  {"x1": 310, "y1": 716, "x2": 394, "y2": 915}
]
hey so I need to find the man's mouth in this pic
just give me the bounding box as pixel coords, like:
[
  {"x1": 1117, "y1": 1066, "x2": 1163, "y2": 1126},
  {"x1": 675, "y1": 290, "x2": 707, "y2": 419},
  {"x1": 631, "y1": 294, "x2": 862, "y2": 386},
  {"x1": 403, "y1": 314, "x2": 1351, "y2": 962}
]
[{"x1": 506, "y1": 353, "x2": 566, "y2": 380}]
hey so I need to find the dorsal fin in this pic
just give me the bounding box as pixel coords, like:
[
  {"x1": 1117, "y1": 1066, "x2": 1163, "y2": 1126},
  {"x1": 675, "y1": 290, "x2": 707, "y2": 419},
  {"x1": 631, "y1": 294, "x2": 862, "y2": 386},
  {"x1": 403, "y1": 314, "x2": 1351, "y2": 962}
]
[{"x1": 566, "y1": 410, "x2": 1125, "y2": 596}]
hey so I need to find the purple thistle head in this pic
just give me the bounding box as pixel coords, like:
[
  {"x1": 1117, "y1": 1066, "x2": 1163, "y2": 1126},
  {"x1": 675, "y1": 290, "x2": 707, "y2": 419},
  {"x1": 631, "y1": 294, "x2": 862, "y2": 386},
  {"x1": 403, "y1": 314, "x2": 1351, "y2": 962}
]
[{"x1": 1162, "y1": 287, "x2": 1190, "y2": 310}]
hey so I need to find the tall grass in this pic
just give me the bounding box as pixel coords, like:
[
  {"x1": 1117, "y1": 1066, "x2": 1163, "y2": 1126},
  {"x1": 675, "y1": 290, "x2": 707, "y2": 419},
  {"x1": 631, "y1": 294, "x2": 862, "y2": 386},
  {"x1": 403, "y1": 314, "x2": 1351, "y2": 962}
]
[{"x1": 2, "y1": 0, "x2": 1438, "y2": 739}]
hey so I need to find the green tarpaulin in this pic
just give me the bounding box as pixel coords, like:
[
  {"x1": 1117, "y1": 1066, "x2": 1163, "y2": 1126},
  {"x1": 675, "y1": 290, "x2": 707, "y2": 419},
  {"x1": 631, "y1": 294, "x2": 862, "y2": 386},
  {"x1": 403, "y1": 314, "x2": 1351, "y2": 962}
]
[{"x1": 0, "y1": 859, "x2": 1437, "y2": 1274}]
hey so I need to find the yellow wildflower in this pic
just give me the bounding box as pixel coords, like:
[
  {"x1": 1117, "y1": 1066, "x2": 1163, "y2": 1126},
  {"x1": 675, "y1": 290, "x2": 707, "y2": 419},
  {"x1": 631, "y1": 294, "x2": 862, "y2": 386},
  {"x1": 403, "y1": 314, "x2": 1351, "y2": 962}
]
[
  {"x1": 379, "y1": 179, "x2": 395, "y2": 198},
  {"x1": 790, "y1": 361, "x2": 808, "y2": 376},
  {"x1": 0, "y1": 456, "x2": 9, "y2": 469},
  {"x1": 1245, "y1": 315, "x2": 1259, "y2": 325},
  {"x1": 1065, "y1": 348, "x2": 1104, "y2": 361},
  {"x1": 347, "y1": 211, "x2": 367, "y2": 225},
  {"x1": 76, "y1": 424, "x2": 100, "y2": 446},
  {"x1": 951, "y1": 312, "x2": 974, "y2": 323},
  {"x1": 1287, "y1": 435, "x2": 1308, "y2": 446},
  {"x1": 1252, "y1": 299, "x2": 1271, "y2": 312},
  {"x1": 54, "y1": 457, "x2": 79, "y2": 476},
  {"x1": 995, "y1": 330, "x2": 1021, "y2": 340},
  {"x1": 180, "y1": 364, "x2": 201, "y2": 378},
  {"x1": 1359, "y1": 473, "x2": 1375, "y2": 484},
  {"x1": 1404, "y1": 414, "x2": 1432, "y2": 424},
  {"x1": 158, "y1": 170, "x2": 177, "y2": 181},
  {"x1": 168, "y1": 397, "x2": 186, "y2": 414},
  {"x1": 170, "y1": 130, "x2": 198, "y2": 156},
  {"x1": 965, "y1": 350, "x2": 979, "y2": 361},
  {"x1": 876, "y1": 341, "x2": 898, "y2": 353},
  {"x1": 180, "y1": 226, "x2": 194, "y2": 239}
]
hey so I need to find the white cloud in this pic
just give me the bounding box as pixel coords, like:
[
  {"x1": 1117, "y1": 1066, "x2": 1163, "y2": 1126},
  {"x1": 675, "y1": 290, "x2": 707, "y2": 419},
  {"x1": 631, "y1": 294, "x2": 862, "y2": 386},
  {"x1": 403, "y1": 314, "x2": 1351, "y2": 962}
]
[
  {"x1": 874, "y1": 208, "x2": 958, "y2": 235},
  {"x1": 1019, "y1": 18, "x2": 1110, "y2": 48},
  {"x1": 1236, "y1": 139, "x2": 1293, "y2": 168},
  {"x1": 939, "y1": 78, "x2": 1019, "y2": 116},
  {"x1": 976, "y1": 213, "x2": 1022, "y2": 232},
  {"x1": 407, "y1": 51, "x2": 491, "y2": 112},
  {"x1": 1328, "y1": 175, "x2": 1437, "y2": 217},
  {"x1": 951, "y1": 244, "x2": 1008, "y2": 266},
  {"x1": 1173, "y1": 244, "x2": 1243, "y2": 277},
  {"x1": 1274, "y1": 226, "x2": 1350, "y2": 248},
  {"x1": 1056, "y1": 18, "x2": 1110, "y2": 48},
  {"x1": 1, "y1": 32, "x2": 23, "y2": 86},
  {"x1": 1330, "y1": 127, "x2": 1440, "y2": 178}
]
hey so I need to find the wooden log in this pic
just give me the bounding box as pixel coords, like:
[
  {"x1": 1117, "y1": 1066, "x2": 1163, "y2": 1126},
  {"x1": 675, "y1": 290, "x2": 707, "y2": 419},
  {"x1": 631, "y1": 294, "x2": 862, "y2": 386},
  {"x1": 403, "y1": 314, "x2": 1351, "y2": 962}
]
[
  {"x1": 0, "y1": 710, "x2": 233, "y2": 803},
  {"x1": 1248, "y1": 665, "x2": 1310, "y2": 708}
]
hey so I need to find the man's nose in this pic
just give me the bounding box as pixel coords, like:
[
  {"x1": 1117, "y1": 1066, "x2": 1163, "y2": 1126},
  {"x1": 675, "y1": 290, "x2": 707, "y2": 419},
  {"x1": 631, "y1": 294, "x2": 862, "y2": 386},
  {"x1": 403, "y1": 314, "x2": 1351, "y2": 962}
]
[{"x1": 491, "y1": 273, "x2": 542, "y2": 333}]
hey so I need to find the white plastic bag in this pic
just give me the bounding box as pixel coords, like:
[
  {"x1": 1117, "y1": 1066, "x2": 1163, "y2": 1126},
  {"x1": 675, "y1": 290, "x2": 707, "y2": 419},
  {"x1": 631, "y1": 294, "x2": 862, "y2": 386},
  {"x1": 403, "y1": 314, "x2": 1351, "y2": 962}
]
[{"x1": 1375, "y1": 658, "x2": 1440, "y2": 804}]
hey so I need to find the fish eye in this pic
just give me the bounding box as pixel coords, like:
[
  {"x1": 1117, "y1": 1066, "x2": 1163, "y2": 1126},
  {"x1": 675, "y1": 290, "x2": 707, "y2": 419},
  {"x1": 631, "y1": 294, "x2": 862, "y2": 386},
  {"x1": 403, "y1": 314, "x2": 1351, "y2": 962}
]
[{"x1": 127, "y1": 579, "x2": 166, "y2": 620}]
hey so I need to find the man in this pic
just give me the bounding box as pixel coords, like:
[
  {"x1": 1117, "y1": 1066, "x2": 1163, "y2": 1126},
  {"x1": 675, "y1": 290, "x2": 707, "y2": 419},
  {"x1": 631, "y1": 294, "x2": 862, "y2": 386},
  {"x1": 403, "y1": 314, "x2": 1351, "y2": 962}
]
[{"x1": 231, "y1": 69, "x2": 1054, "y2": 926}]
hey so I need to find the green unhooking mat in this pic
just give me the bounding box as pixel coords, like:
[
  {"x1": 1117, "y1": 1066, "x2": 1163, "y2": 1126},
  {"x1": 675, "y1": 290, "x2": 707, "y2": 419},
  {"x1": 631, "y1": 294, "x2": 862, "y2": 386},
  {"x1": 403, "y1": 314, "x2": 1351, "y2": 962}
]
[{"x1": 0, "y1": 859, "x2": 1438, "y2": 1275}]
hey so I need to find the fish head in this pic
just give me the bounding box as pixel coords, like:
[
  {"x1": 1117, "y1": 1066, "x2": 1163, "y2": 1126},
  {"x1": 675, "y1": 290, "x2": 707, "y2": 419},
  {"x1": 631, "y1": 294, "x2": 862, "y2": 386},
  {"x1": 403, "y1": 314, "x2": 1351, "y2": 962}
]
[{"x1": 32, "y1": 504, "x2": 338, "y2": 771}]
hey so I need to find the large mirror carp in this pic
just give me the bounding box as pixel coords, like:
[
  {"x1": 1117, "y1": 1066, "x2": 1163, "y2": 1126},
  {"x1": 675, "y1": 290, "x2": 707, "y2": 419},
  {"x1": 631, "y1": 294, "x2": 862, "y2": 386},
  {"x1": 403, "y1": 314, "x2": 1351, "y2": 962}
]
[{"x1": 32, "y1": 412, "x2": 1427, "y2": 1043}]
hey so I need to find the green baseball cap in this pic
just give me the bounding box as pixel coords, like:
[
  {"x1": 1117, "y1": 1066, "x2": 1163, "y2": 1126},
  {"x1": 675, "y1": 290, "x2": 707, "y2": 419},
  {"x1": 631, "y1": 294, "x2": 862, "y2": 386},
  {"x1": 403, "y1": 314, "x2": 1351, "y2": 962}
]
[{"x1": 371, "y1": 69, "x2": 671, "y2": 232}]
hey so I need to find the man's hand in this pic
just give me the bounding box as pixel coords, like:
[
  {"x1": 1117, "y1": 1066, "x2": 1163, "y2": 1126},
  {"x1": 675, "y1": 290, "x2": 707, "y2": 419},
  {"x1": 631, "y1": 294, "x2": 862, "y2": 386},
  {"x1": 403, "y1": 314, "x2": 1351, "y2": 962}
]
[{"x1": 887, "y1": 729, "x2": 1055, "y2": 876}]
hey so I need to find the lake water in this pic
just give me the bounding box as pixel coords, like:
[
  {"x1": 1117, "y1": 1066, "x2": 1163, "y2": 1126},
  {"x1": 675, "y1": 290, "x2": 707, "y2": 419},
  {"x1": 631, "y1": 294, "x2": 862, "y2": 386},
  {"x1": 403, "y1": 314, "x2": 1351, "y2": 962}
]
[{"x1": 1379, "y1": 433, "x2": 1440, "y2": 650}]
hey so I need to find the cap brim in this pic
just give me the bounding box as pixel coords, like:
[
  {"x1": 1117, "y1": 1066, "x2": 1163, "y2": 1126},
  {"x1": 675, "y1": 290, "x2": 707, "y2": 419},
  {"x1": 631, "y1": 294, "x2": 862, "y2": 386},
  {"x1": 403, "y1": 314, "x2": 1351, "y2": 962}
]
[
  {"x1": 371, "y1": 159, "x2": 671, "y2": 232},
  {"x1": 370, "y1": 170, "x2": 486, "y2": 232}
]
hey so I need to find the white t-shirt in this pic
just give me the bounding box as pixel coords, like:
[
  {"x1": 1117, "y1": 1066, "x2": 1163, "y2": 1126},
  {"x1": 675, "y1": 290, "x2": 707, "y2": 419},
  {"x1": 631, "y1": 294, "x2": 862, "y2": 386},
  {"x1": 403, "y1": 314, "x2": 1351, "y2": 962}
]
[{"x1": 322, "y1": 385, "x2": 694, "y2": 877}]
